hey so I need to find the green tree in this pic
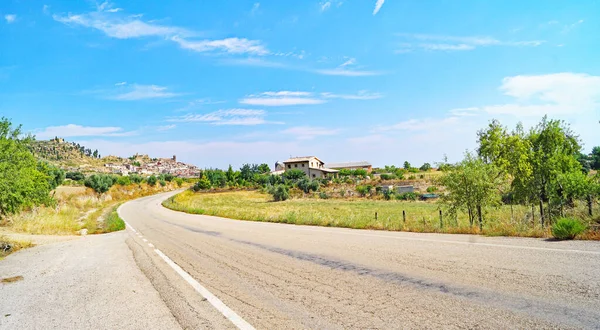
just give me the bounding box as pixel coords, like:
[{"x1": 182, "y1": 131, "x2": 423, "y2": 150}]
[
  {"x1": 419, "y1": 163, "x2": 432, "y2": 171},
  {"x1": 258, "y1": 163, "x2": 271, "y2": 174},
  {"x1": 440, "y1": 152, "x2": 505, "y2": 230},
  {"x1": 147, "y1": 175, "x2": 157, "y2": 187},
  {"x1": 226, "y1": 165, "x2": 237, "y2": 183},
  {"x1": 403, "y1": 161, "x2": 411, "y2": 170},
  {"x1": 193, "y1": 177, "x2": 212, "y2": 191},
  {"x1": 66, "y1": 171, "x2": 85, "y2": 181},
  {"x1": 0, "y1": 118, "x2": 52, "y2": 217},
  {"x1": 84, "y1": 174, "x2": 114, "y2": 194},
  {"x1": 591, "y1": 146, "x2": 600, "y2": 170},
  {"x1": 174, "y1": 177, "x2": 184, "y2": 188},
  {"x1": 39, "y1": 163, "x2": 65, "y2": 189},
  {"x1": 283, "y1": 169, "x2": 306, "y2": 181}
]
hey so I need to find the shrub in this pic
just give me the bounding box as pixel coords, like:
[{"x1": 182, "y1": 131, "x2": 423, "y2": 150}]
[
  {"x1": 380, "y1": 173, "x2": 396, "y2": 180},
  {"x1": 116, "y1": 176, "x2": 131, "y2": 186},
  {"x1": 426, "y1": 186, "x2": 438, "y2": 193},
  {"x1": 396, "y1": 192, "x2": 418, "y2": 201},
  {"x1": 353, "y1": 169, "x2": 368, "y2": 178},
  {"x1": 338, "y1": 169, "x2": 352, "y2": 177},
  {"x1": 159, "y1": 179, "x2": 167, "y2": 187},
  {"x1": 84, "y1": 174, "x2": 114, "y2": 194},
  {"x1": 383, "y1": 190, "x2": 395, "y2": 200},
  {"x1": 356, "y1": 185, "x2": 373, "y2": 196},
  {"x1": 319, "y1": 192, "x2": 329, "y2": 199},
  {"x1": 147, "y1": 175, "x2": 157, "y2": 187},
  {"x1": 408, "y1": 175, "x2": 416, "y2": 180},
  {"x1": 66, "y1": 171, "x2": 85, "y2": 181},
  {"x1": 283, "y1": 169, "x2": 306, "y2": 181},
  {"x1": 163, "y1": 173, "x2": 174, "y2": 182},
  {"x1": 174, "y1": 177, "x2": 184, "y2": 187},
  {"x1": 270, "y1": 184, "x2": 290, "y2": 201},
  {"x1": 129, "y1": 174, "x2": 144, "y2": 184},
  {"x1": 552, "y1": 218, "x2": 586, "y2": 240},
  {"x1": 296, "y1": 178, "x2": 320, "y2": 193},
  {"x1": 193, "y1": 177, "x2": 211, "y2": 191}
]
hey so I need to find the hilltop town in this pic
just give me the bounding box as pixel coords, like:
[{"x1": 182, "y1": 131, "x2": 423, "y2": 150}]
[{"x1": 31, "y1": 137, "x2": 200, "y2": 178}]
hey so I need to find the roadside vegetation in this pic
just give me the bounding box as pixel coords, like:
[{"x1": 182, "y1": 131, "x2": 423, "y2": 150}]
[
  {"x1": 166, "y1": 116, "x2": 600, "y2": 240},
  {"x1": 0, "y1": 117, "x2": 189, "y2": 256}
]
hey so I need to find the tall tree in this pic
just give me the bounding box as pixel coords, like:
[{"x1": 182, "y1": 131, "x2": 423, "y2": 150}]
[{"x1": 0, "y1": 118, "x2": 52, "y2": 217}]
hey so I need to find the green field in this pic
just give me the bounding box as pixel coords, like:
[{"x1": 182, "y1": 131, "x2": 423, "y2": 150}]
[{"x1": 161, "y1": 190, "x2": 586, "y2": 237}]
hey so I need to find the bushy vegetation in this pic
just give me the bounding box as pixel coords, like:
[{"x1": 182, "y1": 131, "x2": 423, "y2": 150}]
[
  {"x1": 269, "y1": 184, "x2": 290, "y2": 201},
  {"x1": 84, "y1": 174, "x2": 115, "y2": 194},
  {"x1": 552, "y1": 218, "x2": 586, "y2": 240},
  {"x1": 0, "y1": 118, "x2": 54, "y2": 218},
  {"x1": 104, "y1": 206, "x2": 126, "y2": 232}
]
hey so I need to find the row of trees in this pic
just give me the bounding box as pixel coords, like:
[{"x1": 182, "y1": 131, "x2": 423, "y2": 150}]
[{"x1": 441, "y1": 116, "x2": 599, "y2": 229}]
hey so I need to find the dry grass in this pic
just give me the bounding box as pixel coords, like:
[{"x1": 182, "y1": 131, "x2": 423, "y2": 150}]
[
  {"x1": 3, "y1": 182, "x2": 186, "y2": 236},
  {"x1": 164, "y1": 190, "x2": 598, "y2": 239},
  {"x1": 0, "y1": 235, "x2": 34, "y2": 258}
]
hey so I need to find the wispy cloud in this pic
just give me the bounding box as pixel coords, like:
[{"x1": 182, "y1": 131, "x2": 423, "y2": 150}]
[
  {"x1": 35, "y1": 124, "x2": 136, "y2": 139},
  {"x1": 219, "y1": 57, "x2": 287, "y2": 68},
  {"x1": 321, "y1": 90, "x2": 383, "y2": 100},
  {"x1": 315, "y1": 57, "x2": 384, "y2": 76},
  {"x1": 157, "y1": 124, "x2": 176, "y2": 131},
  {"x1": 111, "y1": 84, "x2": 180, "y2": 101},
  {"x1": 395, "y1": 33, "x2": 544, "y2": 52},
  {"x1": 4, "y1": 14, "x2": 16, "y2": 24},
  {"x1": 240, "y1": 91, "x2": 326, "y2": 106},
  {"x1": 315, "y1": 68, "x2": 383, "y2": 76},
  {"x1": 52, "y1": 3, "x2": 269, "y2": 56},
  {"x1": 171, "y1": 36, "x2": 269, "y2": 55},
  {"x1": 280, "y1": 126, "x2": 341, "y2": 140},
  {"x1": 562, "y1": 19, "x2": 584, "y2": 34},
  {"x1": 250, "y1": 2, "x2": 260, "y2": 15},
  {"x1": 319, "y1": 1, "x2": 343, "y2": 12},
  {"x1": 168, "y1": 109, "x2": 282, "y2": 126},
  {"x1": 114, "y1": 81, "x2": 127, "y2": 86},
  {"x1": 373, "y1": 0, "x2": 385, "y2": 15}
]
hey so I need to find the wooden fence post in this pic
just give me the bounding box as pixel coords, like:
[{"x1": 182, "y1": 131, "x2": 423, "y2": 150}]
[
  {"x1": 375, "y1": 212, "x2": 378, "y2": 221},
  {"x1": 439, "y1": 210, "x2": 443, "y2": 228}
]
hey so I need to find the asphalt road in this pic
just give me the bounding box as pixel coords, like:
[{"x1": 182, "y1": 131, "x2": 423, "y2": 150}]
[{"x1": 120, "y1": 190, "x2": 600, "y2": 329}]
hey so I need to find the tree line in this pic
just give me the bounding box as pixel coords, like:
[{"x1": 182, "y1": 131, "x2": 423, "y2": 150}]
[{"x1": 440, "y1": 116, "x2": 599, "y2": 234}]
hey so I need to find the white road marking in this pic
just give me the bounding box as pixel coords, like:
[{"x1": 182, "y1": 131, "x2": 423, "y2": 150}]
[
  {"x1": 124, "y1": 221, "x2": 136, "y2": 233},
  {"x1": 148, "y1": 243, "x2": 155, "y2": 248},
  {"x1": 142, "y1": 238, "x2": 148, "y2": 242},
  {"x1": 154, "y1": 249, "x2": 255, "y2": 330}
]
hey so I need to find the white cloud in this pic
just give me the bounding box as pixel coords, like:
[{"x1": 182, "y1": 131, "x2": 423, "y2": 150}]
[
  {"x1": 4, "y1": 14, "x2": 16, "y2": 24},
  {"x1": 396, "y1": 33, "x2": 544, "y2": 52},
  {"x1": 340, "y1": 58, "x2": 356, "y2": 67},
  {"x1": 53, "y1": 13, "x2": 188, "y2": 39},
  {"x1": 35, "y1": 124, "x2": 136, "y2": 139},
  {"x1": 114, "y1": 81, "x2": 127, "y2": 86},
  {"x1": 320, "y1": 1, "x2": 332, "y2": 12},
  {"x1": 53, "y1": 6, "x2": 268, "y2": 56},
  {"x1": 280, "y1": 126, "x2": 341, "y2": 140},
  {"x1": 157, "y1": 124, "x2": 176, "y2": 131},
  {"x1": 168, "y1": 109, "x2": 281, "y2": 126},
  {"x1": 219, "y1": 57, "x2": 287, "y2": 68},
  {"x1": 321, "y1": 90, "x2": 383, "y2": 100},
  {"x1": 240, "y1": 92, "x2": 326, "y2": 106},
  {"x1": 373, "y1": 0, "x2": 385, "y2": 15},
  {"x1": 562, "y1": 19, "x2": 584, "y2": 34},
  {"x1": 43, "y1": 5, "x2": 50, "y2": 14},
  {"x1": 315, "y1": 68, "x2": 383, "y2": 76},
  {"x1": 111, "y1": 84, "x2": 179, "y2": 101},
  {"x1": 171, "y1": 36, "x2": 269, "y2": 55}
]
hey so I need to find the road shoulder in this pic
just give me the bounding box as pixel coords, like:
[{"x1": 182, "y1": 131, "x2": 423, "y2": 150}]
[{"x1": 0, "y1": 231, "x2": 181, "y2": 330}]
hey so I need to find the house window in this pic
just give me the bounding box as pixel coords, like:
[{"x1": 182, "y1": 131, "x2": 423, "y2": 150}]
[
  {"x1": 288, "y1": 165, "x2": 291, "y2": 169},
  {"x1": 295, "y1": 164, "x2": 298, "y2": 168},
  {"x1": 302, "y1": 164, "x2": 305, "y2": 167},
  {"x1": 312, "y1": 174, "x2": 316, "y2": 178}
]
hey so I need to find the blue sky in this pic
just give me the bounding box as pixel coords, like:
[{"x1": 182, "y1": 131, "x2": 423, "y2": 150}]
[{"x1": 1, "y1": 0, "x2": 599, "y2": 168}]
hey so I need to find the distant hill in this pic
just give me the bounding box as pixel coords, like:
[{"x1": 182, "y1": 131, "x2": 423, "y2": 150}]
[{"x1": 30, "y1": 137, "x2": 199, "y2": 177}]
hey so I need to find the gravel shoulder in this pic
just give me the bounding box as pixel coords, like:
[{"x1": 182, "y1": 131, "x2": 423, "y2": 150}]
[{"x1": 0, "y1": 231, "x2": 181, "y2": 330}]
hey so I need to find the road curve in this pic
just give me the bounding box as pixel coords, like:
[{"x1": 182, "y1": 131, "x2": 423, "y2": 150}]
[{"x1": 120, "y1": 190, "x2": 600, "y2": 329}]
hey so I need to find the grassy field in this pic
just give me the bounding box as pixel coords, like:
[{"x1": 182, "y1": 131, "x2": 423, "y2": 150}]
[
  {"x1": 3, "y1": 182, "x2": 183, "y2": 236},
  {"x1": 162, "y1": 190, "x2": 600, "y2": 238}
]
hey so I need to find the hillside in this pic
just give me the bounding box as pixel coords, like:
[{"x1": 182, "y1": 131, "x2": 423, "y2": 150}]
[{"x1": 30, "y1": 137, "x2": 200, "y2": 177}]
